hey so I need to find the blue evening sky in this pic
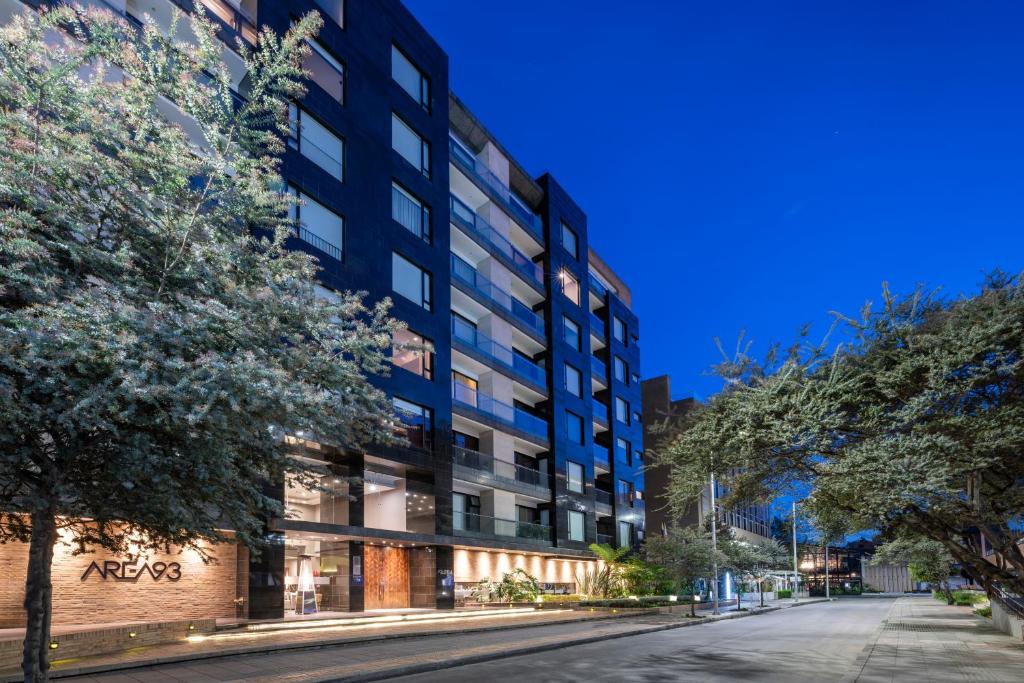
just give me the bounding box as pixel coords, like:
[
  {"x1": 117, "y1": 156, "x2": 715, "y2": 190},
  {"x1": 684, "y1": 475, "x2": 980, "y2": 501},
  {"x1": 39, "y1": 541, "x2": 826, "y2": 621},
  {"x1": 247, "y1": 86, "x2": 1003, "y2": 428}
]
[{"x1": 405, "y1": 0, "x2": 1024, "y2": 401}]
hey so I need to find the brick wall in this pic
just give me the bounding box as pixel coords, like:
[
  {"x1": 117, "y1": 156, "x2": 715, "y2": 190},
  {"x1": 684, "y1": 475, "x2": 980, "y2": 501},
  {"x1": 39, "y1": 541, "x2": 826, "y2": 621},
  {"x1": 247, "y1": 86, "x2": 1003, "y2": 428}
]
[{"x1": 0, "y1": 536, "x2": 240, "y2": 627}]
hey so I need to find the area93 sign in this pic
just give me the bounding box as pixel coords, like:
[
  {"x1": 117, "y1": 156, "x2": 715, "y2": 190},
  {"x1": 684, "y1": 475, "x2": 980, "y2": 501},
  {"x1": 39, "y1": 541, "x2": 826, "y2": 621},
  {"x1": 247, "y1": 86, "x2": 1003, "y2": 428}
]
[{"x1": 81, "y1": 559, "x2": 182, "y2": 582}]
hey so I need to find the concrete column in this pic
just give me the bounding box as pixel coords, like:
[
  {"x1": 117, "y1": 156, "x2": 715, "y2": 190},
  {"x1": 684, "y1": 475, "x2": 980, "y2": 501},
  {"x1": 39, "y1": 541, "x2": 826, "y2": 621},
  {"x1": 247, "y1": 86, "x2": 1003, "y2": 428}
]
[{"x1": 476, "y1": 141, "x2": 510, "y2": 187}]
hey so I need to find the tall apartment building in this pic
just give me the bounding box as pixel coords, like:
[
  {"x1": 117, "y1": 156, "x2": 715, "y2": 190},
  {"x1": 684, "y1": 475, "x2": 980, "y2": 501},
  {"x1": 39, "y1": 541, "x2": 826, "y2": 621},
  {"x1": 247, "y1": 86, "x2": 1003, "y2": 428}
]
[
  {"x1": 0, "y1": 0, "x2": 645, "y2": 625},
  {"x1": 641, "y1": 375, "x2": 768, "y2": 543}
]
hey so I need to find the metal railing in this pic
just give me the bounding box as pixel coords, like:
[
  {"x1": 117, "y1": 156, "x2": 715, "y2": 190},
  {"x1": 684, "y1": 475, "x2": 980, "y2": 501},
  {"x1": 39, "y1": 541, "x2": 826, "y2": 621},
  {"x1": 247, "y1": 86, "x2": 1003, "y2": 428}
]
[
  {"x1": 992, "y1": 584, "x2": 1024, "y2": 620},
  {"x1": 296, "y1": 226, "x2": 342, "y2": 261},
  {"x1": 451, "y1": 316, "x2": 545, "y2": 386},
  {"x1": 451, "y1": 382, "x2": 548, "y2": 440},
  {"x1": 450, "y1": 195, "x2": 543, "y2": 287},
  {"x1": 448, "y1": 134, "x2": 544, "y2": 239},
  {"x1": 452, "y1": 445, "x2": 550, "y2": 491},
  {"x1": 450, "y1": 254, "x2": 545, "y2": 336},
  {"x1": 453, "y1": 511, "x2": 552, "y2": 542}
]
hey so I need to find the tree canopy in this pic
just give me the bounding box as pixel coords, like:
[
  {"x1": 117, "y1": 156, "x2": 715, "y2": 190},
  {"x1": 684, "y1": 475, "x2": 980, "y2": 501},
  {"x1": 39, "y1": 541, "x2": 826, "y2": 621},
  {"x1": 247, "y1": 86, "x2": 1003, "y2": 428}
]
[
  {"x1": 654, "y1": 274, "x2": 1024, "y2": 596},
  {"x1": 0, "y1": 6, "x2": 399, "y2": 679}
]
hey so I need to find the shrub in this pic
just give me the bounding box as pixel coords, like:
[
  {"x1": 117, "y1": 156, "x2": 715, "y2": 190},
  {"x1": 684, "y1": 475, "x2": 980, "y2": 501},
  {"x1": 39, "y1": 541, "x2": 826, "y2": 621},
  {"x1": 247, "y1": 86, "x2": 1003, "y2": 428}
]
[
  {"x1": 578, "y1": 597, "x2": 678, "y2": 608},
  {"x1": 975, "y1": 606, "x2": 992, "y2": 618},
  {"x1": 539, "y1": 594, "x2": 583, "y2": 603},
  {"x1": 777, "y1": 589, "x2": 793, "y2": 599},
  {"x1": 951, "y1": 590, "x2": 986, "y2": 606}
]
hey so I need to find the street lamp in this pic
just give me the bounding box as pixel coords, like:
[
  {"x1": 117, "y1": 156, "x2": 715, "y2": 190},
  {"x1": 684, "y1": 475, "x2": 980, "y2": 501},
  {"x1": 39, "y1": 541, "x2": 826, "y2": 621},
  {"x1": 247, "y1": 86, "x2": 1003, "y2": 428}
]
[
  {"x1": 792, "y1": 501, "x2": 799, "y2": 602},
  {"x1": 710, "y1": 472, "x2": 720, "y2": 615}
]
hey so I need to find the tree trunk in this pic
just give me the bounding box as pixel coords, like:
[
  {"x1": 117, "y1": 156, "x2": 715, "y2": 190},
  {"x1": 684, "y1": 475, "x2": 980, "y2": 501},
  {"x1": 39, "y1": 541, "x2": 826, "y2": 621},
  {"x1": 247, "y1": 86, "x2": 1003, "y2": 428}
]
[
  {"x1": 760, "y1": 580, "x2": 765, "y2": 608},
  {"x1": 942, "y1": 580, "x2": 954, "y2": 606},
  {"x1": 22, "y1": 507, "x2": 57, "y2": 683}
]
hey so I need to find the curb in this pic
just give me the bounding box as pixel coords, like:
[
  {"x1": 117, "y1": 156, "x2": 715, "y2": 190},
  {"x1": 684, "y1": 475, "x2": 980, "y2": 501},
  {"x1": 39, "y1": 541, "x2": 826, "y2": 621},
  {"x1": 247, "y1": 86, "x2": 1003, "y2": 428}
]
[{"x1": 14, "y1": 599, "x2": 830, "y2": 682}]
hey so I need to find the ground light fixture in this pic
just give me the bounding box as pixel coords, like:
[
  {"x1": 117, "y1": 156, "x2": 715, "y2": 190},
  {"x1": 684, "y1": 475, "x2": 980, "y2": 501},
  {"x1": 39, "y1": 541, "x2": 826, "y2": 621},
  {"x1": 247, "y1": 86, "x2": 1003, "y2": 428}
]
[
  {"x1": 48, "y1": 642, "x2": 58, "y2": 650},
  {"x1": 128, "y1": 631, "x2": 137, "y2": 638}
]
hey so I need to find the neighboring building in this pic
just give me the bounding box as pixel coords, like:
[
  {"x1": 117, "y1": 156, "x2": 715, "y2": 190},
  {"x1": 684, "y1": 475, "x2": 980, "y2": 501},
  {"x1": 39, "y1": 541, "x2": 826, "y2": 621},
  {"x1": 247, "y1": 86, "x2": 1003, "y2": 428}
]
[
  {"x1": 641, "y1": 375, "x2": 770, "y2": 543},
  {"x1": 0, "y1": 0, "x2": 645, "y2": 625}
]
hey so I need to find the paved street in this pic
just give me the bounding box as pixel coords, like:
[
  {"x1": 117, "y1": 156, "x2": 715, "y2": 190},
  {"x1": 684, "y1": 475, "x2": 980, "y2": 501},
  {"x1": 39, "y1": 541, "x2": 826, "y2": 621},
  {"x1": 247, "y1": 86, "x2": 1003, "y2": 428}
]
[
  {"x1": 397, "y1": 598, "x2": 895, "y2": 683},
  {"x1": 47, "y1": 598, "x2": 1024, "y2": 682}
]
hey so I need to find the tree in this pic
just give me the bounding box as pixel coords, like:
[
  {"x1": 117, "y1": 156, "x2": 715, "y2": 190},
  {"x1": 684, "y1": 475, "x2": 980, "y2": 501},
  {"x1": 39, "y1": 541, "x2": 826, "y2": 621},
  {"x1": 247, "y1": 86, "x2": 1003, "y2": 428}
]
[
  {"x1": 872, "y1": 533, "x2": 957, "y2": 604},
  {"x1": 654, "y1": 274, "x2": 1024, "y2": 598},
  {"x1": 0, "y1": 7, "x2": 400, "y2": 680},
  {"x1": 643, "y1": 525, "x2": 727, "y2": 616},
  {"x1": 724, "y1": 536, "x2": 790, "y2": 607},
  {"x1": 575, "y1": 542, "x2": 629, "y2": 598}
]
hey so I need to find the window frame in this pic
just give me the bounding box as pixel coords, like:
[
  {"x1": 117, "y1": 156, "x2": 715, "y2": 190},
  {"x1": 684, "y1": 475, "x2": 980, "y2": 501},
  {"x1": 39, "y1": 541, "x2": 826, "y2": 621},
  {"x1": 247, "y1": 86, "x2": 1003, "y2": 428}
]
[
  {"x1": 391, "y1": 251, "x2": 432, "y2": 310},
  {"x1": 391, "y1": 112, "x2": 431, "y2": 177},
  {"x1": 564, "y1": 362, "x2": 582, "y2": 398},
  {"x1": 565, "y1": 410, "x2": 584, "y2": 445},
  {"x1": 563, "y1": 316, "x2": 581, "y2": 351},
  {"x1": 391, "y1": 181, "x2": 431, "y2": 242},
  {"x1": 613, "y1": 356, "x2": 628, "y2": 384},
  {"x1": 392, "y1": 328, "x2": 434, "y2": 380},
  {"x1": 288, "y1": 184, "x2": 345, "y2": 261},
  {"x1": 566, "y1": 461, "x2": 584, "y2": 494},
  {"x1": 559, "y1": 269, "x2": 580, "y2": 306},
  {"x1": 612, "y1": 316, "x2": 627, "y2": 344},
  {"x1": 391, "y1": 44, "x2": 431, "y2": 112},
  {"x1": 560, "y1": 221, "x2": 578, "y2": 259},
  {"x1": 288, "y1": 103, "x2": 345, "y2": 181},
  {"x1": 568, "y1": 510, "x2": 585, "y2": 542},
  {"x1": 615, "y1": 396, "x2": 630, "y2": 425}
]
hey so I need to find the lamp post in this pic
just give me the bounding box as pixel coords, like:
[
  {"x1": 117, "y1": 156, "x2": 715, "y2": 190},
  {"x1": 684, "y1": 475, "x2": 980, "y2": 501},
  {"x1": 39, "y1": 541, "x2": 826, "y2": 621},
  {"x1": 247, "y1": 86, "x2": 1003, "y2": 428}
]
[
  {"x1": 825, "y1": 541, "x2": 831, "y2": 600},
  {"x1": 792, "y1": 501, "x2": 799, "y2": 602},
  {"x1": 710, "y1": 472, "x2": 721, "y2": 615}
]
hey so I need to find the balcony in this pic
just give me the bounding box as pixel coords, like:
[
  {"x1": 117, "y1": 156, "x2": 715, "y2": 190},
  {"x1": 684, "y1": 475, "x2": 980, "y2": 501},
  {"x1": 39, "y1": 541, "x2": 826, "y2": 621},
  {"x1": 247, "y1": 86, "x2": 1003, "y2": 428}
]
[
  {"x1": 450, "y1": 195, "x2": 544, "y2": 289},
  {"x1": 296, "y1": 226, "x2": 341, "y2": 261},
  {"x1": 596, "y1": 533, "x2": 615, "y2": 546},
  {"x1": 452, "y1": 446, "x2": 551, "y2": 497},
  {"x1": 451, "y1": 382, "x2": 548, "y2": 442},
  {"x1": 595, "y1": 489, "x2": 613, "y2": 506},
  {"x1": 451, "y1": 317, "x2": 546, "y2": 389},
  {"x1": 198, "y1": 0, "x2": 257, "y2": 44},
  {"x1": 590, "y1": 312, "x2": 606, "y2": 340},
  {"x1": 593, "y1": 444, "x2": 610, "y2": 471},
  {"x1": 453, "y1": 512, "x2": 552, "y2": 544},
  {"x1": 451, "y1": 254, "x2": 545, "y2": 338},
  {"x1": 591, "y1": 355, "x2": 607, "y2": 381},
  {"x1": 592, "y1": 399, "x2": 609, "y2": 425},
  {"x1": 448, "y1": 135, "x2": 544, "y2": 242},
  {"x1": 588, "y1": 271, "x2": 609, "y2": 300}
]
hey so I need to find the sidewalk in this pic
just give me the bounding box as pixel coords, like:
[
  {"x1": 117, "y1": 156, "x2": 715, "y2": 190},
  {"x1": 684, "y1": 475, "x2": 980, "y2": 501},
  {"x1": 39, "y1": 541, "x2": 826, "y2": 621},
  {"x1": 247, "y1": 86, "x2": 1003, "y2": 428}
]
[
  {"x1": 1, "y1": 600, "x2": 825, "y2": 681},
  {"x1": 843, "y1": 597, "x2": 1024, "y2": 682}
]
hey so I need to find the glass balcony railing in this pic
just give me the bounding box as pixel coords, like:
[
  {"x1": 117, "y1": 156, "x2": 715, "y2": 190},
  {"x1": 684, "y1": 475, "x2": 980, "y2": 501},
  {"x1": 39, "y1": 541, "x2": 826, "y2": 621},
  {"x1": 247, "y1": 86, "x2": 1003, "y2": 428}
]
[
  {"x1": 451, "y1": 316, "x2": 546, "y2": 387},
  {"x1": 588, "y1": 271, "x2": 609, "y2": 300},
  {"x1": 596, "y1": 532, "x2": 615, "y2": 545},
  {"x1": 448, "y1": 135, "x2": 544, "y2": 239},
  {"x1": 453, "y1": 511, "x2": 552, "y2": 543},
  {"x1": 451, "y1": 381, "x2": 548, "y2": 440},
  {"x1": 452, "y1": 445, "x2": 551, "y2": 491},
  {"x1": 593, "y1": 444, "x2": 610, "y2": 469},
  {"x1": 450, "y1": 195, "x2": 544, "y2": 287},
  {"x1": 450, "y1": 254, "x2": 545, "y2": 336},
  {"x1": 595, "y1": 489, "x2": 613, "y2": 506},
  {"x1": 591, "y1": 355, "x2": 607, "y2": 380},
  {"x1": 590, "y1": 312, "x2": 606, "y2": 339},
  {"x1": 592, "y1": 399, "x2": 609, "y2": 424}
]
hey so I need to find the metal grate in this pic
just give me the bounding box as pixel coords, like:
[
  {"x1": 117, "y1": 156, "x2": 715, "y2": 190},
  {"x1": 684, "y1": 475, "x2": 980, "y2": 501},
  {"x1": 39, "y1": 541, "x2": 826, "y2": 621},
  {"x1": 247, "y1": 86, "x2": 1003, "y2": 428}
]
[{"x1": 884, "y1": 622, "x2": 976, "y2": 632}]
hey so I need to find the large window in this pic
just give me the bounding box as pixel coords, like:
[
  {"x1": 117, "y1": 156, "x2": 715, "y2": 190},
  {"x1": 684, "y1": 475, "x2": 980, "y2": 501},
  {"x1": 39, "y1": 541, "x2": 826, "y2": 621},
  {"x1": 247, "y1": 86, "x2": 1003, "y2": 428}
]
[
  {"x1": 559, "y1": 269, "x2": 580, "y2": 306},
  {"x1": 392, "y1": 113, "x2": 430, "y2": 177},
  {"x1": 563, "y1": 316, "x2": 581, "y2": 351},
  {"x1": 613, "y1": 356, "x2": 628, "y2": 384},
  {"x1": 288, "y1": 186, "x2": 344, "y2": 260},
  {"x1": 615, "y1": 437, "x2": 631, "y2": 464},
  {"x1": 313, "y1": 0, "x2": 344, "y2": 27},
  {"x1": 615, "y1": 397, "x2": 630, "y2": 424},
  {"x1": 613, "y1": 316, "x2": 627, "y2": 344},
  {"x1": 303, "y1": 38, "x2": 345, "y2": 103},
  {"x1": 453, "y1": 492, "x2": 481, "y2": 532},
  {"x1": 393, "y1": 397, "x2": 432, "y2": 449},
  {"x1": 567, "y1": 461, "x2": 584, "y2": 493},
  {"x1": 289, "y1": 104, "x2": 344, "y2": 180},
  {"x1": 561, "y1": 222, "x2": 578, "y2": 259},
  {"x1": 392, "y1": 252, "x2": 431, "y2": 310},
  {"x1": 565, "y1": 410, "x2": 584, "y2": 445},
  {"x1": 618, "y1": 521, "x2": 633, "y2": 548},
  {"x1": 392, "y1": 182, "x2": 431, "y2": 242},
  {"x1": 392, "y1": 328, "x2": 433, "y2": 380},
  {"x1": 391, "y1": 45, "x2": 430, "y2": 111},
  {"x1": 564, "y1": 363, "x2": 582, "y2": 397},
  {"x1": 568, "y1": 510, "x2": 585, "y2": 542},
  {"x1": 617, "y1": 479, "x2": 634, "y2": 506}
]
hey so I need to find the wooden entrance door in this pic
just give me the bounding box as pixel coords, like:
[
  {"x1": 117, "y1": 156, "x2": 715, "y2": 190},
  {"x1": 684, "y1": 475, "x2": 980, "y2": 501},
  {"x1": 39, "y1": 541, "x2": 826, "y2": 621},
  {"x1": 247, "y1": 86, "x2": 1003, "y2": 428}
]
[{"x1": 364, "y1": 546, "x2": 410, "y2": 609}]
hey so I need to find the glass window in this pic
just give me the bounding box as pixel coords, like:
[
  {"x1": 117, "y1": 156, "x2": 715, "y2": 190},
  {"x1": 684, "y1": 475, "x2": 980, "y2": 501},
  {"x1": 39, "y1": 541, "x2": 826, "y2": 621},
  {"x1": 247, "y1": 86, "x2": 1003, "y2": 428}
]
[
  {"x1": 613, "y1": 316, "x2": 626, "y2": 344},
  {"x1": 615, "y1": 397, "x2": 630, "y2": 424},
  {"x1": 618, "y1": 520, "x2": 633, "y2": 548},
  {"x1": 613, "y1": 356, "x2": 627, "y2": 384},
  {"x1": 631, "y1": 372, "x2": 640, "y2": 386},
  {"x1": 392, "y1": 113, "x2": 430, "y2": 176},
  {"x1": 392, "y1": 328, "x2": 433, "y2": 380},
  {"x1": 288, "y1": 105, "x2": 344, "y2": 180},
  {"x1": 564, "y1": 363, "x2": 582, "y2": 397},
  {"x1": 313, "y1": 0, "x2": 344, "y2": 27},
  {"x1": 451, "y1": 370, "x2": 478, "y2": 407},
  {"x1": 391, "y1": 45, "x2": 430, "y2": 111},
  {"x1": 563, "y1": 316, "x2": 581, "y2": 351},
  {"x1": 568, "y1": 510, "x2": 585, "y2": 542},
  {"x1": 392, "y1": 182, "x2": 430, "y2": 242},
  {"x1": 392, "y1": 252, "x2": 431, "y2": 310},
  {"x1": 561, "y1": 222, "x2": 578, "y2": 259},
  {"x1": 615, "y1": 437, "x2": 630, "y2": 463},
  {"x1": 304, "y1": 38, "x2": 345, "y2": 103},
  {"x1": 617, "y1": 479, "x2": 633, "y2": 505},
  {"x1": 567, "y1": 461, "x2": 584, "y2": 493},
  {"x1": 393, "y1": 396, "x2": 432, "y2": 449},
  {"x1": 565, "y1": 411, "x2": 584, "y2": 444},
  {"x1": 288, "y1": 185, "x2": 344, "y2": 260},
  {"x1": 559, "y1": 269, "x2": 580, "y2": 306}
]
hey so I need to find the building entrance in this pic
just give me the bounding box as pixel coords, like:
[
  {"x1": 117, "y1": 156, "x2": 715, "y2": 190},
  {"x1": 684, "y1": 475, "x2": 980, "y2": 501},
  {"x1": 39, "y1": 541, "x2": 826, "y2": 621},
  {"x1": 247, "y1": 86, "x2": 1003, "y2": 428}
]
[{"x1": 365, "y1": 546, "x2": 410, "y2": 609}]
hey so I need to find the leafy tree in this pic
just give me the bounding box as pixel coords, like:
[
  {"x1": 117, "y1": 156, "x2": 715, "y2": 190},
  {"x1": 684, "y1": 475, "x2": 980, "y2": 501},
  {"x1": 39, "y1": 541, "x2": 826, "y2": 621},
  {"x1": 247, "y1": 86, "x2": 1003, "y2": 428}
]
[
  {"x1": 575, "y1": 542, "x2": 629, "y2": 598},
  {"x1": 476, "y1": 569, "x2": 540, "y2": 603},
  {"x1": 872, "y1": 533, "x2": 957, "y2": 604},
  {"x1": 724, "y1": 536, "x2": 790, "y2": 607},
  {"x1": 620, "y1": 557, "x2": 674, "y2": 596},
  {"x1": 643, "y1": 525, "x2": 727, "y2": 616},
  {"x1": 654, "y1": 275, "x2": 1024, "y2": 598},
  {"x1": 0, "y1": 7, "x2": 400, "y2": 680}
]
